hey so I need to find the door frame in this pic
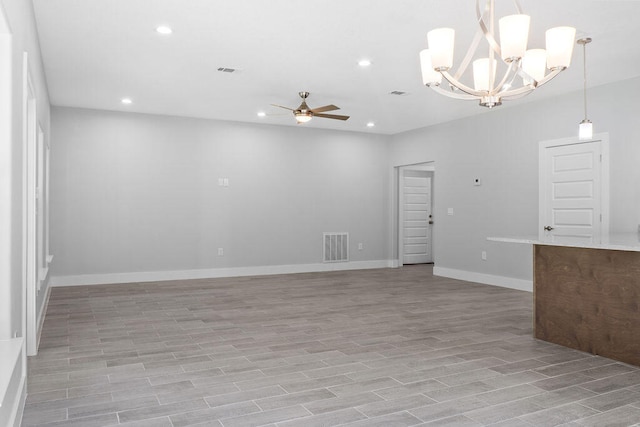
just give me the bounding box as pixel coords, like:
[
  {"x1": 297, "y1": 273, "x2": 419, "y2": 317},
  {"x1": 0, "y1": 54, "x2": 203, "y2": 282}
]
[
  {"x1": 396, "y1": 162, "x2": 435, "y2": 267},
  {"x1": 23, "y1": 56, "x2": 38, "y2": 356},
  {"x1": 538, "y1": 133, "x2": 610, "y2": 238}
]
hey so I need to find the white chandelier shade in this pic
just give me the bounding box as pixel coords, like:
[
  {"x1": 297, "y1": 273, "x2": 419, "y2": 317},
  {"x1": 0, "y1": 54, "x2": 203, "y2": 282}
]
[{"x1": 420, "y1": 0, "x2": 576, "y2": 108}]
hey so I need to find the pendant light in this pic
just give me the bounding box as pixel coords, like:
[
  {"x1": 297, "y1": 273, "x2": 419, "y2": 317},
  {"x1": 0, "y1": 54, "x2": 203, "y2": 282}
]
[{"x1": 578, "y1": 38, "x2": 593, "y2": 140}]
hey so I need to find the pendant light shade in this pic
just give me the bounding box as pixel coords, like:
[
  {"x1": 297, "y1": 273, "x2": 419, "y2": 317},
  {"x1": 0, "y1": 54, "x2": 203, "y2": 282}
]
[{"x1": 579, "y1": 120, "x2": 593, "y2": 140}]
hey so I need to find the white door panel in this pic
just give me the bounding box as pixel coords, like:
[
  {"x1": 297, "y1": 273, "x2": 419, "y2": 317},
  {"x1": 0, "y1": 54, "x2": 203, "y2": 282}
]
[
  {"x1": 401, "y1": 170, "x2": 432, "y2": 264},
  {"x1": 405, "y1": 194, "x2": 428, "y2": 204},
  {"x1": 541, "y1": 140, "x2": 603, "y2": 240},
  {"x1": 404, "y1": 227, "x2": 427, "y2": 238}
]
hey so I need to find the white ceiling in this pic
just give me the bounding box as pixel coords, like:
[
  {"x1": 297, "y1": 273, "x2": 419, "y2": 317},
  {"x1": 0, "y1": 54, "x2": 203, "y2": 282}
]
[{"x1": 32, "y1": 0, "x2": 640, "y2": 135}]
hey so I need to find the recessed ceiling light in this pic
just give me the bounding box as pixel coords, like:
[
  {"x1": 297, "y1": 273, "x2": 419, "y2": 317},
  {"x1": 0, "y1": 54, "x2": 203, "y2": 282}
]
[
  {"x1": 121, "y1": 98, "x2": 132, "y2": 105},
  {"x1": 257, "y1": 112, "x2": 266, "y2": 118},
  {"x1": 358, "y1": 59, "x2": 372, "y2": 67},
  {"x1": 156, "y1": 26, "x2": 173, "y2": 35},
  {"x1": 366, "y1": 122, "x2": 375, "y2": 128}
]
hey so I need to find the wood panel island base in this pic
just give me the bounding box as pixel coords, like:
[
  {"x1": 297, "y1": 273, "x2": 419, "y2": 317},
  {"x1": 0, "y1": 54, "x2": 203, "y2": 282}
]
[
  {"x1": 534, "y1": 244, "x2": 640, "y2": 366},
  {"x1": 489, "y1": 234, "x2": 640, "y2": 367}
]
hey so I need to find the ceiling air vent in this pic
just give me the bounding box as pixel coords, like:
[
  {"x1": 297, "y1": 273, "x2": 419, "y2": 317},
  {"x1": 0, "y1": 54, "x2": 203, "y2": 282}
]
[
  {"x1": 217, "y1": 67, "x2": 236, "y2": 73},
  {"x1": 389, "y1": 91, "x2": 408, "y2": 96}
]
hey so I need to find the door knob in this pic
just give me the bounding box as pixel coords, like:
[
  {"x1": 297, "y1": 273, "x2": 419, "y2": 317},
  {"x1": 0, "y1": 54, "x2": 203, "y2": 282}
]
[{"x1": 544, "y1": 226, "x2": 554, "y2": 231}]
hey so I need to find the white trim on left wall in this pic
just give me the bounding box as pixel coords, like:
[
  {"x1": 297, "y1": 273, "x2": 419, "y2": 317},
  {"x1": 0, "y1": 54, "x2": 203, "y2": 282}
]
[{"x1": 0, "y1": 338, "x2": 26, "y2": 427}]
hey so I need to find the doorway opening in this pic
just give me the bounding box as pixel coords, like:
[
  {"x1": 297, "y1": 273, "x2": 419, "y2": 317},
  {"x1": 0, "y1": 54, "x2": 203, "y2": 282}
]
[{"x1": 397, "y1": 162, "x2": 435, "y2": 267}]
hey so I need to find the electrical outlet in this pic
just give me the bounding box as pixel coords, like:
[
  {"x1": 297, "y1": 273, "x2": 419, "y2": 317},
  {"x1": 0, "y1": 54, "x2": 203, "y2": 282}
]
[
  {"x1": 447, "y1": 208, "x2": 454, "y2": 216},
  {"x1": 358, "y1": 243, "x2": 363, "y2": 250},
  {"x1": 223, "y1": 178, "x2": 229, "y2": 187},
  {"x1": 481, "y1": 251, "x2": 487, "y2": 260},
  {"x1": 218, "y1": 178, "x2": 224, "y2": 186},
  {"x1": 217, "y1": 248, "x2": 224, "y2": 256}
]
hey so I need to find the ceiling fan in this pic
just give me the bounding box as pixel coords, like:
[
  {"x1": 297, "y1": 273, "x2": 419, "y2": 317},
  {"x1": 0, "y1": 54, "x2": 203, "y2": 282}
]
[{"x1": 271, "y1": 92, "x2": 350, "y2": 124}]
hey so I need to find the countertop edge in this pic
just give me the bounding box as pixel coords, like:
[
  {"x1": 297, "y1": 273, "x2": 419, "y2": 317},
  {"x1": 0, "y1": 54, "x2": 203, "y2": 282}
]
[{"x1": 487, "y1": 234, "x2": 640, "y2": 252}]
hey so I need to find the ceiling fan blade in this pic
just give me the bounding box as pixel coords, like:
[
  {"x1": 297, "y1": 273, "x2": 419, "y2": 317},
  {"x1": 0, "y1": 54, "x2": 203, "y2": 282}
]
[
  {"x1": 314, "y1": 113, "x2": 350, "y2": 121},
  {"x1": 310, "y1": 104, "x2": 339, "y2": 113},
  {"x1": 271, "y1": 104, "x2": 294, "y2": 111}
]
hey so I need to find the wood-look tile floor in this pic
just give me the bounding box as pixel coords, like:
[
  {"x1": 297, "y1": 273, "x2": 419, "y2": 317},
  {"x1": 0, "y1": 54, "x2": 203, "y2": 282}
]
[{"x1": 23, "y1": 265, "x2": 640, "y2": 426}]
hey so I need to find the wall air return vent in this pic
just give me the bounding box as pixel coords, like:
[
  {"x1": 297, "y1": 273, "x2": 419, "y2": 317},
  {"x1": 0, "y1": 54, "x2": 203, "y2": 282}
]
[{"x1": 323, "y1": 232, "x2": 349, "y2": 263}]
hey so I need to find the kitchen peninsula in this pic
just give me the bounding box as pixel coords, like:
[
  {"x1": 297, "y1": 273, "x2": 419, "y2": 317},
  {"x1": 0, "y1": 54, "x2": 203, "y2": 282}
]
[{"x1": 489, "y1": 234, "x2": 640, "y2": 367}]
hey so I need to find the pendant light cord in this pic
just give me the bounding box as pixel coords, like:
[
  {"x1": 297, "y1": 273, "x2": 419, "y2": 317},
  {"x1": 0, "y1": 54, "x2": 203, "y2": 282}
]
[{"x1": 583, "y1": 42, "x2": 588, "y2": 120}]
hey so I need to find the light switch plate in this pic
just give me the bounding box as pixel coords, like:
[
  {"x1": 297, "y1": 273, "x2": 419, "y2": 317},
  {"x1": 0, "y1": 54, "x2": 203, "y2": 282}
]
[{"x1": 447, "y1": 208, "x2": 454, "y2": 216}]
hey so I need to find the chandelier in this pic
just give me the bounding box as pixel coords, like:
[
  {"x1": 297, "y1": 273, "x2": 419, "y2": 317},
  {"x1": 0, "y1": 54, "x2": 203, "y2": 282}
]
[{"x1": 420, "y1": 0, "x2": 576, "y2": 108}]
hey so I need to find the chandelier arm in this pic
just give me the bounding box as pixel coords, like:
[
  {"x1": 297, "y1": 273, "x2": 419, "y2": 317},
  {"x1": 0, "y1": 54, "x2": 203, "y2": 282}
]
[
  {"x1": 529, "y1": 68, "x2": 563, "y2": 88},
  {"x1": 500, "y1": 90, "x2": 535, "y2": 101},
  {"x1": 440, "y1": 70, "x2": 486, "y2": 97},
  {"x1": 513, "y1": 0, "x2": 523, "y2": 14},
  {"x1": 514, "y1": 66, "x2": 537, "y2": 88},
  {"x1": 491, "y1": 60, "x2": 516, "y2": 96},
  {"x1": 496, "y1": 87, "x2": 534, "y2": 100},
  {"x1": 503, "y1": 63, "x2": 522, "y2": 91},
  {"x1": 453, "y1": 29, "x2": 484, "y2": 81},
  {"x1": 429, "y1": 85, "x2": 479, "y2": 101},
  {"x1": 499, "y1": 68, "x2": 563, "y2": 98},
  {"x1": 476, "y1": 0, "x2": 502, "y2": 58}
]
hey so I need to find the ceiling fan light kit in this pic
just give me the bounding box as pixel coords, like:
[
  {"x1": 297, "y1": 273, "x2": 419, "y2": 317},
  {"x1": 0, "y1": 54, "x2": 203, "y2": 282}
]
[
  {"x1": 272, "y1": 92, "x2": 350, "y2": 124},
  {"x1": 420, "y1": 0, "x2": 576, "y2": 108}
]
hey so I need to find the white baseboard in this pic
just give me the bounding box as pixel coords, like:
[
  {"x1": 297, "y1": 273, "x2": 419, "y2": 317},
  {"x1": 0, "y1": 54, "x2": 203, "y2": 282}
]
[
  {"x1": 35, "y1": 285, "x2": 51, "y2": 354},
  {"x1": 0, "y1": 338, "x2": 26, "y2": 427},
  {"x1": 51, "y1": 260, "x2": 396, "y2": 287},
  {"x1": 433, "y1": 266, "x2": 532, "y2": 292}
]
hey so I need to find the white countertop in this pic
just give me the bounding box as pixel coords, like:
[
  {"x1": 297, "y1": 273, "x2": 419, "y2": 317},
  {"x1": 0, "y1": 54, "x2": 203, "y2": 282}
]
[{"x1": 488, "y1": 233, "x2": 640, "y2": 252}]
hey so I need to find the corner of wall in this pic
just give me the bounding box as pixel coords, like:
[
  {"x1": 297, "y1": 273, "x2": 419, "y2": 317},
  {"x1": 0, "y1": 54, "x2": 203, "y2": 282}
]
[{"x1": 433, "y1": 266, "x2": 532, "y2": 293}]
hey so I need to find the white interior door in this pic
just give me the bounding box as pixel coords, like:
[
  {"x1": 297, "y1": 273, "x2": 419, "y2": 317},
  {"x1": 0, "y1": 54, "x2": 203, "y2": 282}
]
[
  {"x1": 402, "y1": 170, "x2": 433, "y2": 264},
  {"x1": 540, "y1": 139, "x2": 606, "y2": 243}
]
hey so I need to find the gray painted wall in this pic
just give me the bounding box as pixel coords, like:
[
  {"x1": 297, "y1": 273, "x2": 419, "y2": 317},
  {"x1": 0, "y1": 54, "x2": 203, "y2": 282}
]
[
  {"x1": 50, "y1": 77, "x2": 640, "y2": 288},
  {"x1": 388, "y1": 76, "x2": 640, "y2": 282},
  {"x1": 50, "y1": 108, "x2": 389, "y2": 278}
]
